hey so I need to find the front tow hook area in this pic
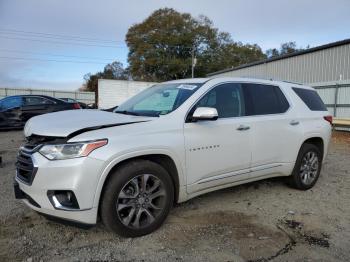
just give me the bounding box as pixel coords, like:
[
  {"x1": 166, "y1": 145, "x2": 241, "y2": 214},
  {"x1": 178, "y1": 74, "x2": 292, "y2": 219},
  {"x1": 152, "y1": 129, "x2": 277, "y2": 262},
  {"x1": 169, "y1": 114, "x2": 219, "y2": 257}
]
[
  {"x1": 14, "y1": 181, "x2": 25, "y2": 199},
  {"x1": 14, "y1": 181, "x2": 41, "y2": 208}
]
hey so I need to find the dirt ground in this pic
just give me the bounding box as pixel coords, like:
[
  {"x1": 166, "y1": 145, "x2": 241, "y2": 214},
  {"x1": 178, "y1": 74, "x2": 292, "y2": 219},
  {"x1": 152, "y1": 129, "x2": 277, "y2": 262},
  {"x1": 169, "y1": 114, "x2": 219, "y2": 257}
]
[{"x1": 0, "y1": 130, "x2": 349, "y2": 262}]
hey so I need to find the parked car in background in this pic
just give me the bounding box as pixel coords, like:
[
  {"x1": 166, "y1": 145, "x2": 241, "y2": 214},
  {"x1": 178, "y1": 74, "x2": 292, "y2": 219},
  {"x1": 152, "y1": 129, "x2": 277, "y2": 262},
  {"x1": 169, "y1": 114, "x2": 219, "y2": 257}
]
[
  {"x1": 14, "y1": 77, "x2": 332, "y2": 237},
  {"x1": 59, "y1": 98, "x2": 88, "y2": 109},
  {"x1": 0, "y1": 95, "x2": 80, "y2": 129}
]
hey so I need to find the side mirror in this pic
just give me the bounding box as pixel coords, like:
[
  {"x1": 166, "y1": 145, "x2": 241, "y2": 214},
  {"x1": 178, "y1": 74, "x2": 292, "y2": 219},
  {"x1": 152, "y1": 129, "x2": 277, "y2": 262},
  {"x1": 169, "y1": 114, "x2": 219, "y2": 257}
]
[{"x1": 192, "y1": 107, "x2": 218, "y2": 121}]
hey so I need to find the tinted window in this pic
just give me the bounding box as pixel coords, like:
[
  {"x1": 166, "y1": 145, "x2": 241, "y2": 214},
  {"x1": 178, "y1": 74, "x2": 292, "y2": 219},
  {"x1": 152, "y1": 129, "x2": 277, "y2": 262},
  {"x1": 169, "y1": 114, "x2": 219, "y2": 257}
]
[
  {"x1": 292, "y1": 87, "x2": 327, "y2": 111},
  {"x1": 60, "y1": 98, "x2": 75, "y2": 102},
  {"x1": 196, "y1": 83, "x2": 245, "y2": 118},
  {"x1": 1, "y1": 97, "x2": 23, "y2": 110},
  {"x1": 243, "y1": 84, "x2": 289, "y2": 115},
  {"x1": 24, "y1": 97, "x2": 54, "y2": 105}
]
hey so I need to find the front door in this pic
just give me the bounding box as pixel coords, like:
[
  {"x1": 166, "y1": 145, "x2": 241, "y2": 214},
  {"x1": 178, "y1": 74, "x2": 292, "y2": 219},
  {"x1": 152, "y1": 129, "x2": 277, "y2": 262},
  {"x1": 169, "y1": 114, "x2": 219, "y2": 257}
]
[{"x1": 184, "y1": 83, "x2": 252, "y2": 193}]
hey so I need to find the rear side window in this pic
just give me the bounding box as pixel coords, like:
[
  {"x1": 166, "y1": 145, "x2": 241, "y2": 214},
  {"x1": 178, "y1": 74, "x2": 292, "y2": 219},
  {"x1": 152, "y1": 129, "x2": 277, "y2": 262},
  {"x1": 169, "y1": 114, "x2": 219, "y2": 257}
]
[
  {"x1": 243, "y1": 84, "x2": 289, "y2": 115},
  {"x1": 24, "y1": 97, "x2": 54, "y2": 105},
  {"x1": 292, "y1": 87, "x2": 327, "y2": 111}
]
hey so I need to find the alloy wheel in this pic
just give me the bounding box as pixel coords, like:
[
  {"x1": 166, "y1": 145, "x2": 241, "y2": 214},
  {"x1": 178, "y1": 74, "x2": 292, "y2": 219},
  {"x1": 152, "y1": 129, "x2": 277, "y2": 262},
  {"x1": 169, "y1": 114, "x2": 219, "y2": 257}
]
[
  {"x1": 116, "y1": 174, "x2": 167, "y2": 229},
  {"x1": 299, "y1": 151, "x2": 319, "y2": 185}
]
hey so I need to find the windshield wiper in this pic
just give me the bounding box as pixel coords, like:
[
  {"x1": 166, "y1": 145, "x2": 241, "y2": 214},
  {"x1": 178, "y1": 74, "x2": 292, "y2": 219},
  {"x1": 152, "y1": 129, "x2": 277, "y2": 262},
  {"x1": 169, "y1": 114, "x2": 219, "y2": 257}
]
[{"x1": 115, "y1": 110, "x2": 141, "y2": 116}]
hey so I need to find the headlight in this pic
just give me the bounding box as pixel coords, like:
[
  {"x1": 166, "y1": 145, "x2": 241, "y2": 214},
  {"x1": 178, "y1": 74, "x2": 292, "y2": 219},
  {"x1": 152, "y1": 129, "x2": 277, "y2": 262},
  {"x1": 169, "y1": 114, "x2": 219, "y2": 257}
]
[{"x1": 39, "y1": 139, "x2": 108, "y2": 160}]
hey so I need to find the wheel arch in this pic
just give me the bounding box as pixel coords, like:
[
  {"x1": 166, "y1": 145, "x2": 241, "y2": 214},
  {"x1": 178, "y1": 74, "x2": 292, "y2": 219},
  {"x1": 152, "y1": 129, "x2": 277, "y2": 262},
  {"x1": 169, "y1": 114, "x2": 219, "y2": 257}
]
[
  {"x1": 301, "y1": 136, "x2": 324, "y2": 160},
  {"x1": 93, "y1": 151, "x2": 183, "y2": 212}
]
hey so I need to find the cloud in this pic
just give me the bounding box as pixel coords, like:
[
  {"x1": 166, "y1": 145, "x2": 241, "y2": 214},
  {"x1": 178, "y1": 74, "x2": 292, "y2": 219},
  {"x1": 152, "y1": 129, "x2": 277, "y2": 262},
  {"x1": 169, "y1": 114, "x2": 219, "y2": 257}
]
[
  {"x1": 0, "y1": 0, "x2": 349, "y2": 90},
  {"x1": 0, "y1": 70, "x2": 82, "y2": 91}
]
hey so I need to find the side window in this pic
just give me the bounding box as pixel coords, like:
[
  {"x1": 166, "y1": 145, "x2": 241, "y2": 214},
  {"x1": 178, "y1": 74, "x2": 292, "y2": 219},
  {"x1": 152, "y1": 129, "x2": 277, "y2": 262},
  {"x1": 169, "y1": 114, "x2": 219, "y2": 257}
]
[
  {"x1": 42, "y1": 98, "x2": 54, "y2": 104},
  {"x1": 243, "y1": 84, "x2": 289, "y2": 115},
  {"x1": 65, "y1": 98, "x2": 75, "y2": 103},
  {"x1": 196, "y1": 83, "x2": 245, "y2": 118},
  {"x1": 292, "y1": 87, "x2": 327, "y2": 111},
  {"x1": 24, "y1": 97, "x2": 54, "y2": 105},
  {"x1": 1, "y1": 97, "x2": 23, "y2": 109}
]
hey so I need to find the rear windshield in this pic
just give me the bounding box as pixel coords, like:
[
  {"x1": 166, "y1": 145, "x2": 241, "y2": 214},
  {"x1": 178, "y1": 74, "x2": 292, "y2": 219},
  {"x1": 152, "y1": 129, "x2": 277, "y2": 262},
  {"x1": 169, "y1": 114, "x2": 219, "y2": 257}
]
[{"x1": 292, "y1": 87, "x2": 327, "y2": 111}]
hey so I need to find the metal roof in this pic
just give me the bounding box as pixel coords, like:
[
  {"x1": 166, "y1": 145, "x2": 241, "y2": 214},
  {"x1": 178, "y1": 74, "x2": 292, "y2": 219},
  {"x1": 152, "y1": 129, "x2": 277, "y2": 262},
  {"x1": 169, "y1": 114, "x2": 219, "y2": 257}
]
[{"x1": 207, "y1": 38, "x2": 350, "y2": 76}]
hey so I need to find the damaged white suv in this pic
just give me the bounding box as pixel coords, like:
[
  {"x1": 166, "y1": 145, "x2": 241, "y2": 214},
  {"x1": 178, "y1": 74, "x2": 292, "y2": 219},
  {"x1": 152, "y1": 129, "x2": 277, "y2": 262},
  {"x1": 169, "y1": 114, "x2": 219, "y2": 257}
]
[{"x1": 15, "y1": 77, "x2": 332, "y2": 237}]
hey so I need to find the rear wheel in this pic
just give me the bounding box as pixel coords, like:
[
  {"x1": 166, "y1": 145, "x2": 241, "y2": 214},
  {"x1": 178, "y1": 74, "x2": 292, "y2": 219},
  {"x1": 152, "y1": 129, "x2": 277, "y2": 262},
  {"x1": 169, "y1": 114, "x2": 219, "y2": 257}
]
[
  {"x1": 100, "y1": 160, "x2": 174, "y2": 237},
  {"x1": 288, "y1": 143, "x2": 322, "y2": 190}
]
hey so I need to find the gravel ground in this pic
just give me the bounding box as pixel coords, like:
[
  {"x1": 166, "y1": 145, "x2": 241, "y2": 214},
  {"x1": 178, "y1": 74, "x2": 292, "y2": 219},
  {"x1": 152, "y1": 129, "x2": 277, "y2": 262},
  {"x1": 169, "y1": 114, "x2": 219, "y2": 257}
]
[{"x1": 0, "y1": 130, "x2": 349, "y2": 262}]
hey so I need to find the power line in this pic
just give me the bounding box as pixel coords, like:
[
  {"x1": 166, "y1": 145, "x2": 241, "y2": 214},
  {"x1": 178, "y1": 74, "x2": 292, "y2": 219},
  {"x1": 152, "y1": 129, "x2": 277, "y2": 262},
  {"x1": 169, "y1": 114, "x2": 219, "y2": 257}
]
[
  {"x1": 0, "y1": 28, "x2": 194, "y2": 49},
  {"x1": 0, "y1": 48, "x2": 116, "y2": 61},
  {"x1": 0, "y1": 35, "x2": 193, "y2": 50},
  {"x1": 0, "y1": 56, "x2": 192, "y2": 67},
  {"x1": 0, "y1": 56, "x2": 109, "y2": 64},
  {"x1": 0, "y1": 28, "x2": 121, "y2": 44},
  {"x1": 0, "y1": 35, "x2": 127, "y2": 49},
  {"x1": 0, "y1": 30, "x2": 123, "y2": 44}
]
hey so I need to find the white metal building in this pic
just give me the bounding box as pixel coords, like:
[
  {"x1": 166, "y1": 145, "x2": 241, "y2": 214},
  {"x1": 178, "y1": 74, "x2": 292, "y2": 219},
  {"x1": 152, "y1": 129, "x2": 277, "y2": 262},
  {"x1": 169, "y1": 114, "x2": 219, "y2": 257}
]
[
  {"x1": 98, "y1": 79, "x2": 156, "y2": 109},
  {"x1": 208, "y1": 39, "x2": 350, "y2": 118}
]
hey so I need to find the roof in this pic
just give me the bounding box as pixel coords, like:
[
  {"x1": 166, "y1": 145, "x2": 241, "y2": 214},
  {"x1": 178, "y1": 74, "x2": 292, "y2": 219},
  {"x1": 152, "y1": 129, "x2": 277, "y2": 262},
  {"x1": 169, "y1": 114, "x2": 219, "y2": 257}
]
[{"x1": 207, "y1": 38, "x2": 350, "y2": 76}]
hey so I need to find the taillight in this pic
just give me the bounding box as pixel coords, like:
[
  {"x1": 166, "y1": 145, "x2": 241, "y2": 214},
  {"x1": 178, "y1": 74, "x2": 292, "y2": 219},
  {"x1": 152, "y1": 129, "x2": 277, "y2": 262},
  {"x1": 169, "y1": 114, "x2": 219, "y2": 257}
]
[
  {"x1": 323, "y1": 115, "x2": 333, "y2": 125},
  {"x1": 72, "y1": 103, "x2": 81, "y2": 109}
]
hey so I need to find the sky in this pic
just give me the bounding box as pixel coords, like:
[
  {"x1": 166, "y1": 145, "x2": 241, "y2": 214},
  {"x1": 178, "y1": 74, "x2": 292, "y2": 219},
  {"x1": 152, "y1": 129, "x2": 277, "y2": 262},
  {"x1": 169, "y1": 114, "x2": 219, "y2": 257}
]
[{"x1": 0, "y1": 0, "x2": 349, "y2": 91}]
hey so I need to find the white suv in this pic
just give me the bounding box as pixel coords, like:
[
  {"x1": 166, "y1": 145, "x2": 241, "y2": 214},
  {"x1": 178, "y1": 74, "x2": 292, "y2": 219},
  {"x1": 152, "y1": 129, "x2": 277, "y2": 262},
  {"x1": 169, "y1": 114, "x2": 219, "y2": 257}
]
[{"x1": 14, "y1": 77, "x2": 332, "y2": 237}]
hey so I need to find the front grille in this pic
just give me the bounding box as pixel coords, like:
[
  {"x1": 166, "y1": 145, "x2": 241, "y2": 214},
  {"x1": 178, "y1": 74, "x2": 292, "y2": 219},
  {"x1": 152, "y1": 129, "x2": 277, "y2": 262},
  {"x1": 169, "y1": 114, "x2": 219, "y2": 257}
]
[
  {"x1": 16, "y1": 149, "x2": 37, "y2": 185},
  {"x1": 16, "y1": 135, "x2": 66, "y2": 185}
]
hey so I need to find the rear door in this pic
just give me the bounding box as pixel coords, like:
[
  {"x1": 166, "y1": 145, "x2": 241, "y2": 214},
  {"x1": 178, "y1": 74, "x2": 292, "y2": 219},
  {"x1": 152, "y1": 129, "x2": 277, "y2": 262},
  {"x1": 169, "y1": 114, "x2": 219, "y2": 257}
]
[{"x1": 242, "y1": 83, "x2": 302, "y2": 168}]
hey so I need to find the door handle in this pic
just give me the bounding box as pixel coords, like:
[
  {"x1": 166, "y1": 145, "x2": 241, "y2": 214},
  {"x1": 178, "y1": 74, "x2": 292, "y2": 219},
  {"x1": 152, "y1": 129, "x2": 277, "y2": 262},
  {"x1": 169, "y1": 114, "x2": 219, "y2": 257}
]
[
  {"x1": 290, "y1": 120, "x2": 300, "y2": 126},
  {"x1": 237, "y1": 125, "x2": 250, "y2": 131}
]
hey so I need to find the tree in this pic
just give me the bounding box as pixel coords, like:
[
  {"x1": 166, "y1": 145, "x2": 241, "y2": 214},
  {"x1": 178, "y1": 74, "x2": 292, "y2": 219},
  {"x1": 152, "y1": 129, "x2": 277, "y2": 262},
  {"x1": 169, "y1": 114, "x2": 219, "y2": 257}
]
[
  {"x1": 83, "y1": 61, "x2": 129, "y2": 92},
  {"x1": 266, "y1": 41, "x2": 307, "y2": 58},
  {"x1": 126, "y1": 8, "x2": 266, "y2": 81},
  {"x1": 265, "y1": 48, "x2": 279, "y2": 58}
]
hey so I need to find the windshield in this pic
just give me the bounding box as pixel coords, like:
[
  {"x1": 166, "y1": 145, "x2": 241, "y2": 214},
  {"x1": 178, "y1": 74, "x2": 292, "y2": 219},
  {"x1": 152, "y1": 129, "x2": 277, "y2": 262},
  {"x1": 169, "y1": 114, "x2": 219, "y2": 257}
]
[{"x1": 114, "y1": 83, "x2": 202, "y2": 117}]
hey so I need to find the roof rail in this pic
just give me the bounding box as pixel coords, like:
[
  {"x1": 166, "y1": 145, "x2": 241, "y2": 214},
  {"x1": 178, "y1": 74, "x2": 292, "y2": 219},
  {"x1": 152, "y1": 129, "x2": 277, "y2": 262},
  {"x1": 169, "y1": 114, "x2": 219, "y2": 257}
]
[
  {"x1": 210, "y1": 75, "x2": 304, "y2": 85},
  {"x1": 239, "y1": 76, "x2": 274, "y2": 81},
  {"x1": 241, "y1": 77, "x2": 303, "y2": 85},
  {"x1": 280, "y1": 80, "x2": 303, "y2": 85}
]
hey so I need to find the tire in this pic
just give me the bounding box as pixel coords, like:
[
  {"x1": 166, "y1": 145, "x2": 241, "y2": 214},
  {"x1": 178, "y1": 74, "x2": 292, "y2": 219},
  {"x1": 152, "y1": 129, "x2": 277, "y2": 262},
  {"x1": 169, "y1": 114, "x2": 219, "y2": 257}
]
[
  {"x1": 100, "y1": 160, "x2": 174, "y2": 237},
  {"x1": 288, "y1": 143, "x2": 322, "y2": 190}
]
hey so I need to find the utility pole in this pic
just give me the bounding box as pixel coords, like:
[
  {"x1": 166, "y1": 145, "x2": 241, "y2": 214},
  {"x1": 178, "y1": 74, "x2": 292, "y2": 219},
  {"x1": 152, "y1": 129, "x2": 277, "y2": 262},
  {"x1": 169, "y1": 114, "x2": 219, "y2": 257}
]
[{"x1": 191, "y1": 45, "x2": 196, "y2": 78}]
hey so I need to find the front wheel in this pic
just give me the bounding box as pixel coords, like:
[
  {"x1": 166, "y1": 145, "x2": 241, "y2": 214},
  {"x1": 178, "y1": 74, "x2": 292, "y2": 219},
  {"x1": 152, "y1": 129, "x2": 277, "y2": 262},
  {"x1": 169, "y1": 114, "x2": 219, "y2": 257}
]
[
  {"x1": 100, "y1": 160, "x2": 174, "y2": 237},
  {"x1": 288, "y1": 143, "x2": 322, "y2": 190}
]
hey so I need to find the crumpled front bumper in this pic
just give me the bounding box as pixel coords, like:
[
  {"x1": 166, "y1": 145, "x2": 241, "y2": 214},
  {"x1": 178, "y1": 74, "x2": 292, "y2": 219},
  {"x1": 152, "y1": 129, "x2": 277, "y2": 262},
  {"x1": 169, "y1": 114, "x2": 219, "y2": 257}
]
[{"x1": 15, "y1": 152, "x2": 105, "y2": 224}]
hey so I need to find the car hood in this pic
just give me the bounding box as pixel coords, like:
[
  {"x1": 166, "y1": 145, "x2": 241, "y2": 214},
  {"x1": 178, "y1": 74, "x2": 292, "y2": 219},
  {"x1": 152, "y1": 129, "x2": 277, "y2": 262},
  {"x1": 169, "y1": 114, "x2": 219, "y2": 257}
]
[{"x1": 24, "y1": 110, "x2": 153, "y2": 138}]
